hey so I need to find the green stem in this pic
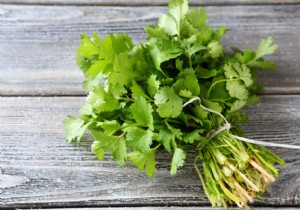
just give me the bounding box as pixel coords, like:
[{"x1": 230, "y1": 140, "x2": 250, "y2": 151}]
[
  {"x1": 207, "y1": 78, "x2": 239, "y2": 98},
  {"x1": 194, "y1": 157, "x2": 215, "y2": 205},
  {"x1": 207, "y1": 79, "x2": 228, "y2": 98}
]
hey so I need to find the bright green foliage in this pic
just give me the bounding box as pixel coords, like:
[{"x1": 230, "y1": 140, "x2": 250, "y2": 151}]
[
  {"x1": 91, "y1": 131, "x2": 127, "y2": 166},
  {"x1": 128, "y1": 149, "x2": 157, "y2": 178},
  {"x1": 224, "y1": 62, "x2": 253, "y2": 100},
  {"x1": 87, "y1": 86, "x2": 119, "y2": 112},
  {"x1": 154, "y1": 86, "x2": 183, "y2": 118},
  {"x1": 147, "y1": 75, "x2": 161, "y2": 97},
  {"x1": 171, "y1": 148, "x2": 186, "y2": 175},
  {"x1": 126, "y1": 128, "x2": 153, "y2": 152},
  {"x1": 64, "y1": 116, "x2": 90, "y2": 143},
  {"x1": 130, "y1": 97, "x2": 154, "y2": 130},
  {"x1": 65, "y1": 0, "x2": 282, "y2": 208},
  {"x1": 255, "y1": 36, "x2": 278, "y2": 59}
]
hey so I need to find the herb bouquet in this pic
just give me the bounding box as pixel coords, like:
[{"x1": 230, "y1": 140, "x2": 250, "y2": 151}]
[{"x1": 64, "y1": 0, "x2": 285, "y2": 208}]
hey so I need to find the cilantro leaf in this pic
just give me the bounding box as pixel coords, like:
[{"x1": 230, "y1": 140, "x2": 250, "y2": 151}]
[
  {"x1": 147, "y1": 75, "x2": 161, "y2": 97},
  {"x1": 158, "y1": 128, "x2": 174, "y2": 153},
  {"x1": 186, "y1": 8, "x2": 207, "y2": 29},
  {"x1": 108, "y1": 53, "x2": 135, "y2": 87},
  {"x1": 131, "y1": 80, "x2": 151, "y2": 100},
  {"x1": 229, "y1": 100, "x2": 247, "y2": 112},
  {"x1": 97, "y1": 120, "x2": 121, "y2": 135},
  {"x1": 78, "y1": 34, "x2": 101, "y2": 57},
  {"x1": 224, "y1": 62, "x2": 252, "y2": 87},
  {"x1": 255, "y1": 36, "x2": 278, "y2": 60},
  {"x1": 126, "y1": 128, "x2": 153, "y2": 152},
  {"x1": 64, "y1": 116, "x2": 90, "y2": 143},
  {"x1": 128, "y1": 149, "x2": 156, "y2": 178},
  {"x1": 154, "y1": 86, "x2": 183, "y2": 118},
  {"x1": 224, "y1": 62, "x2": 253, "y2": 100},
  {"x1": 170, "y1": 148, "x2": 186, "y2": 175},
  {"x1": 173, "y1": 68, "x2": 200, "y2": 96},
  {"x1": 146, "y1": 38, "x2": 182, "y2": 73},
  {"x1": 158, "y1": 0, "x2": 188, "y2": 36},
  {"x1": 91, "y1": 131, "x2": 127, "y2": 166},
  {"x1": 158, "y1": 14, "x2": 179, "y2": 36},
  {"x1": 205, "y1": 41, "x2": 223, "y2": 59},
  {"x1": 87, "y1": 86, "x2": 119, "y2": 112},
  {"x1": 182, "y1": 129, "x2": 204, "y2": 144},
  {"x1": 130, "y1": 97, "x2": 154, "y2": 130}
]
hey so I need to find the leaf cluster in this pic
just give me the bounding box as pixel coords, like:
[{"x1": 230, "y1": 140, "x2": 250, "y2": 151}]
[{"x1": 64, "y1": 0, "x2": 278, "y2": 178}]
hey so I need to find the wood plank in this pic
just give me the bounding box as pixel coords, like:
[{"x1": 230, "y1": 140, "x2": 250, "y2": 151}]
[
  {"x1": 0, "y1": 5, "x2": 300, "y2": 96},
  {"x1": 1, "y1": 0, "x2": 300, "y2": 6},
  {"x1": 18, "y1": 208, "x2": 300, "y2": 210},
  {"x1": 1, "y1": 96, "x2": 299, "y2": 208}
]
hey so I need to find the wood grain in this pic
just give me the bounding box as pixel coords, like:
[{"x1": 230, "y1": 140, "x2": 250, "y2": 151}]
[
  {"x1": 0, "y1": 5, "x2": 300, "y2": 96},
  {"x1": 1, "y1": 0, "x2": 300, "y2": 6},
  {"x1": 1, "y1": 96, "x2": 299, "y2": 208},
  {"x1": 18, "y1": 208, "x2": 300, "y2": 210}
]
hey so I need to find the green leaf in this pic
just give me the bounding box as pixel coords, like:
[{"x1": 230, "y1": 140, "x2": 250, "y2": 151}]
[
  {"x1": 128, "y1": 149, "x2": 156, "y2": 178},
  {"x1": 130, "y1": 97, "x2": 154, "y2": 130},
  {"x1": 171, "y1": 148, "x2": 186, "y2": 175},
  {"x1": 147, "y1": 75, "x2": 161, "y2": 97},
  {"x1": 97, "y1": 120, "x2": 121, "y2": 135},
  {"x1": 168, "y1": 0, "x2": 188, "y2": 25},
  {"x1": 99, "y1": 33, "x2": 133, "y2": 58},
  {"x1": 82, "y1": 73, "x2": 105, "y2": 91},
  {"x1": 214, "y1": 26, "x2": 226, "y2": 41},
  {"x1": 64, "y1": 116, "x2": 90, "y2": 143},
  {"x1": 173, "y1": 68, "x2": 200, "y2": 96},
  {"x1": 229, "y1": 100, "x2": 247, "y2": 112},
  {"x1": 158, "y1": 128, "x2": 174, "y2": 153},
  {"x1": 255, "y1": 36, "x2": 278, "y2": 60},
  {"x1": 224, "y1": 62, "x2": 253, "y2": 100},
  {"x1": 154, "y1": 86, "x2": 183, "y2": 118},
  {"x1": 205, "y1": 41, "x2": 223, "y2": 59},
  {"x1": 131, "y1": 80, "x2": 151, "y2": 100},
  {"x1": 178, "y1": 89, "x2": 192, "y2": 98},
  {"x1": 126, "y1": 128, "x2": 153, "y2": 152},
  {"x1": 186, "y1": 8, "x2": 207, "y2": 29},
  {"x1": 147, "y1": 38, "x2": 182, "y2": 72},
  {"x1": 87, "y1": 86, "x2": 119, "y2": 112},
  {"x1": 158, "y1": 0, "x2": 188, "y2": 36},
  {"x1": 158, "y1": 14, "x2": 179, "y2": 36},
  {"x1": 234, "y1": 49, "x2": 256, "y2": 64},
  {"x1": 85, "y1": 59, "x2": 109, "y2": 76},
  {"x1": 78, "y1": 34, "x2": 101, "y2": 57},
  {"x1": 75, "y1": 53, "x2": 92, "y2": 73},
  {"x1": 226, "y1": 80, "x2": 248, "y2": 100},
  {"x1": 109, "y1": 53, "x2": 136, "y2": 87},
  {"x1": 195, "y1": 67, "x2": 218, "y2": 79},
  {"x1": 183, "y1": 129, "x2": 204, "y2": 144},
  {"x1": 203, "y1": 99, "x2": 223, "y2": 113},
  {"x1": 91, "y1": 131, "x2": 127, "y2": 166}
]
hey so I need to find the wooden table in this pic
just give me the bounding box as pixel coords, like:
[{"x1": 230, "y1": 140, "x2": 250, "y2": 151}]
[{"x1": 1, "y1": 0, "x2": 300, "y2": 209}]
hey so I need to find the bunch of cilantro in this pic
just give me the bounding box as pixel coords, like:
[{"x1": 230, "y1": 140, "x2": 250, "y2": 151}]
[{"x1": 64, "y1": 0, "x2": 284, "y2": 208}]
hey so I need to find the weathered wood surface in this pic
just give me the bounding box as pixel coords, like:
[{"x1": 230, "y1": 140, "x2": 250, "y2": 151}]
[
  {"x1": 17, "y1": 208, "x2": 300, "y2": 210},
  {"x1": 1, "y1": 5, "x2": 300, "y2": 96},
  {"x1": 1, "y1": 96, "x2": 300, "y2": 208},
  {"x1": 2, "y1": 0, "x2": 300, "y2": 6}
]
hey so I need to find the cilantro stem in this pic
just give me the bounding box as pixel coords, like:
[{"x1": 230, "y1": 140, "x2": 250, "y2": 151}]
[{"x1": 207, "y1": 79, "x2": 228, "y2": 98}]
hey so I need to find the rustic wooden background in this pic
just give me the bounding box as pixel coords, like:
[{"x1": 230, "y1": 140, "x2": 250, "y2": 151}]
[{"x1": 1, "y1": 0, "x2": 300, "y2": 209}]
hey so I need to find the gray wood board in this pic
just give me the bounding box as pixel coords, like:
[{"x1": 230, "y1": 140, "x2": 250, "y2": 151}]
[
  {"x1": 1, "y1": 0, "x2": 300, "y2": 6},
  {"x1": 17, "y1": 208, "x2": 300, "y2": 210},
  {"x1": 1, "y1": 96, "x2": 300, "y2": 208},
  {"x1": 0, "y1": 5, "x2": 300, "y2": 96}
]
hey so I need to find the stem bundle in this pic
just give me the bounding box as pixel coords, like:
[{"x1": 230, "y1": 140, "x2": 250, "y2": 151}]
[{"x1": 194, "y1": 129, "x2": 284, "y2": 208}]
